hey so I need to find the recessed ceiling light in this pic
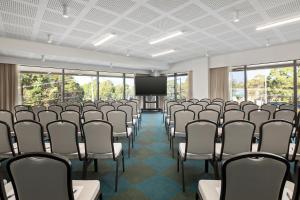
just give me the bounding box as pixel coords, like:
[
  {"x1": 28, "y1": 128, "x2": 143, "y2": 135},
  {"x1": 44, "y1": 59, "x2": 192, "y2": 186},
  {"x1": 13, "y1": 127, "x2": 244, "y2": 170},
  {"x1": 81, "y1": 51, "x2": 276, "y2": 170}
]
[
  {"x1": 47, "y1": 34, "x2": 52, "y2": 43},
  {"x1": 149, "y1": 31, "x2": 184, "y2": 45},
  {"x1": 93, "y1": 33, "x2": 116, "y2": 46},
  {"x1": 62, "y1": 4, "x2": 69, "y2": 18},
  {"x1": 233, "y1": 10, "x2": 240, "y2": 23},
  {"x1": 151, "y1": 49, "x2": 175, "y2": 57},
  {"x1": 256, "y1": 15, "x2": 300, "y2": 31},
  {"x1": 41, "y1": 55, "x2": 46, "y2": 62},
  {"x1": 265, "y1": 39, "x2": 270, "y2": 47}
]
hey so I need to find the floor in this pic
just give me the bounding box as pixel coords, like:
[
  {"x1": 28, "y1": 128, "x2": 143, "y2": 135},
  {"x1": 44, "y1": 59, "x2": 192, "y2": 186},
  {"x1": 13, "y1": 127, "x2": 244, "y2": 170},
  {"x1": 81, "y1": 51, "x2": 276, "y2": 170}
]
[{"x1": 72, "y1": 112, "x2": 214, "y2": 200}]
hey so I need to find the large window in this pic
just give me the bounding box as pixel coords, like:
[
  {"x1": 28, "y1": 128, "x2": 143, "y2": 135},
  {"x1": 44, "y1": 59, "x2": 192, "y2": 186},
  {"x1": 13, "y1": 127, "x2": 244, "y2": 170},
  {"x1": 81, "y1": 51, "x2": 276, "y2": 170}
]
[
  {"x1": 176, "y1": 73, "x2": 189, "y2": 100},
  {"x1": 99, "y1": 72, "x2": 124, "y2": 100},
  {"x1": 229, "y1": 67, "x2": 245, "y2": 102},
  {"x1": 19, "y1": 66, "x2": 62, "y2": 106},
  {"x1": 125, "y1": 74, "x2": 135, "y2": 99},
  {"x1": 64, "y1": 70, "x2": 97, "y2": 102},
  {"x1": 167, "y1": 75, "x2": 175, "y2": 99}
]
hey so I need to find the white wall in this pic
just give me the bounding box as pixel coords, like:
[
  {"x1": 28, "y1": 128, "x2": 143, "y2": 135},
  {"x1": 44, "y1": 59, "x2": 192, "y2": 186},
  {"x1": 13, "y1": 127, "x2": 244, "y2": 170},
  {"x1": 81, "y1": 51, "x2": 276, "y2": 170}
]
[{"x1": 169, "y1": 57, "x2": 209, "y2": 99}]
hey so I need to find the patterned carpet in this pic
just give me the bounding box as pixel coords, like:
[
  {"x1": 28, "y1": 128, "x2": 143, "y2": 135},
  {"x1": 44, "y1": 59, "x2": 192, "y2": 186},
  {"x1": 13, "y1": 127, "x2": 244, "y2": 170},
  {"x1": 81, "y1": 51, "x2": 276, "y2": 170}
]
[{"x1": 72, "y1": 112, "x2": 214, "y2": 200}]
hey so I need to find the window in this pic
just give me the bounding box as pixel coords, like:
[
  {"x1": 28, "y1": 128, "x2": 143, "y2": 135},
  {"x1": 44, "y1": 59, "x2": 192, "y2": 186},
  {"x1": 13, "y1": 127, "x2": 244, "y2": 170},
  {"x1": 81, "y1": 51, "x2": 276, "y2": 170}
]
[
  {"x1": 176, "y1": 73, "x2": 189, "y2": 100},
  {"x1": 64, "y1": 70, "x2": 97, "y2": 102},
  {"x1": 125, "y1": 74, "x2": 135, "y2": 99},
  {"x1": 19, "y1": 66, "x2": 62, "y2": 106},
  {"x1": 229, "y1": 67, "x2": 245, "y2": 102},
  {"x1": 167, "y1": 75, "x2": 175, "y2": 99},
  {"x1": 99, "y1": 72, "x2": 124, "y2": 100}
]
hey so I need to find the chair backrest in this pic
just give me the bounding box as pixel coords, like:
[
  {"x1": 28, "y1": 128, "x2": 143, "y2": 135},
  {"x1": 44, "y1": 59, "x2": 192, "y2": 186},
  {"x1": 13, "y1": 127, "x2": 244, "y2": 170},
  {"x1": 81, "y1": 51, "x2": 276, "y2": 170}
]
[
  {"x1": 223, "y1": 110, "x2": 245, "y2": 124},
  {"x1": 189, "y1": 99, "x2": 199, "y2": 104},
  {"x1": 112, "y1": 102, "x2": 122, "y2": 109},
  {"x1": 220, "y1": 152, "x2": 289, "y2": 200},
  {"x1": 184, "y1": 120, "x2": 217, "y2": 160},
  {"x1": 198, "y1": 109, "x2": 220, "y2": 124},
  {"x1": 83, "y1": 110, "x2": 103, "y2": 122},
  {"x1": 221, "y1": 120, "x2": 255, "y2": 160},
  {"x1": 60, "y1": 111, "x2": 81, "y2": 131},
  {"x1": 47, "y1": 120, "x2": 81, "y2": 159},
  {"x1": 96, "y1": 102, "x2": 107, "y2": 109},
  {"x1": 65, "y1": 105, "x2": 81, "y2": 113},
  {"x1": 213, "y1": 98, "x2": 224, "y2": 102},
  {"x1": 83, "y1": 120, "x2": 115, "y2": 159},
  {"x1": 261, "y1": 104, "x2": 277, "y2": 119},
  {"x1": 248, "y1": 109, "x2": 270, "y2": 133},
  {"x1": 15, "y1": 110, "x2": 35, "y2": 121},
  {"x1": 126, "y1": 101, "x2": 138, "y2": 116},
  {"x1": 197, "y1": 101, "x2": 209, "y2": 108},
  {"x1": 32, "y1": 105, "x2": 46, "y2": 118},
  {"x1": 206, "y1": 104, "x2": 221, "y2": 113},
  {"x1": 279, "y1": 104, "x2": 294, "y2": 110},
  {"x1": 243, "y1": 104, "x2": 259, "y2": 120},
  {"x1": 174, "y1": 110, "x2": 195, "y2": 133},
  {"x1": 7, "y1": 153, "x2": 74, "y2": 200},
  {"x1": 169, "y1": 104, "x2": 185, "y2": 121},
  {"x1": 225, "y1": 101, "x2": 238, "y2": 105},
  {"x1": 14, "y1": 120, "x2": 45, "y2": 153},
  {"x1": 224, "y1": 104, "x2": 240, "y2": 111},
  {"x1": 187, "y1": 104, "x2": 203, "y2": 119},
  {"x1": 0, "y1": 121, "x2": 15, "y2": 156},
  {"x1": 274, "y1": 109, "x2": 296, "y2": 124},
  {"x1": 68, "y1": 102, "x2": 81, "y2": 108},
  {"x1": 166, "y1": 101, "x2": 178, "y2": 115},
  {"x1": 14, "y1": 105, "x2": 30, "y2": 112},
  {"x1": 0, "y1": 110, "x2": 14, "y2": 132},
  {"x1": 240, "y1": 101, "x2": 253, "y2": 109},
  {"x1": 100, "y1": 105, "x2": 115, "y2": 121},
  {"x1": 82, "y1": 105, "x2": 97, "y2": 112},
  {"x1": 83, "y1": 102, "x2": 95, "y2": 106},
  {"x1": 57, "y1": 102, "x2": 68, "y2": 110},
  {"x1": 120, "y1": 99, "x2": 128, "y2": 104},
  {"x1": 107, "y1": 110, "x2": 127, "y2": 134},
  {"x1": 38, "y1": 110, "x2": 58, "y2": 131},
  {"x1": 181, "y1": 101, "x2": 193, "y2": 109},
  {"x1": 118, "y1": 105, "x2": 133, "y2": 123},
  {"x1": 48, "y1": 105, "x2": 63, "y2": 119},
  {"x1": 258, "y1": 120, "x2": 293, "y2": 158},
  {"x1": 200, "y1": 98, "x2": 211, "y2": 104}
]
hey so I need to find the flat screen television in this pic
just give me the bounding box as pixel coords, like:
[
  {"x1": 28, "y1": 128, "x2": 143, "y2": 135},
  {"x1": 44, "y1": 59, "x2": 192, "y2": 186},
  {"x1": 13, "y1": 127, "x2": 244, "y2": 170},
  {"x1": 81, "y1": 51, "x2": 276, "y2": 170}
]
[{"x1": 135, "y1": 76, "x2": 167, "y2": 96}]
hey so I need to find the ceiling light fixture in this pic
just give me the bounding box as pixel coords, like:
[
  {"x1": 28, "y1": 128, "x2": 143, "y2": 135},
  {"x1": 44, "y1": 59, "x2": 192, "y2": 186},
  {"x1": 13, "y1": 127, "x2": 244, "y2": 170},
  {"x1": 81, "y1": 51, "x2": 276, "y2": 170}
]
[
  {"x1": 62, "y1": 4, "x2": 69, "y2": 18},
  {"x1": 47, "y1": 34, "x2": 53, "y2": 43},
  {"x1": 233, "y1": 10, "x2": 240, "y2": 23},
  {"x1": 149, "y1": 31, "x2": 184, "y2": 45},
  {"x1": 126, "y1": 50, "x2": 130, "y2": 57},
  {"x1": 93, "y1": 33, "x2": 116, "y2": 46},
  {"x1": 41, "y1": 55, "x2": 46, "y2": 62},
  {"x1": 265, "y1": 39, "x2": 270, "y2": 47},
  {"x1": 151, "y1": 49, "x2": 175, "y2": 57},
  {"x1": 256, "y1": 15, "x2": 300, "y2": 31}
]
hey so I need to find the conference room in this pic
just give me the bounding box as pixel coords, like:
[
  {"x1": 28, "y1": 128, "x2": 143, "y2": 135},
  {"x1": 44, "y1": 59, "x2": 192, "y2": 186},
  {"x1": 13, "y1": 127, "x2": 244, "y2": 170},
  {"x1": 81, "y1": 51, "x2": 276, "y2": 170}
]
[{"x1": 1, "y1": 0, "x2": 300, "y2": 199}]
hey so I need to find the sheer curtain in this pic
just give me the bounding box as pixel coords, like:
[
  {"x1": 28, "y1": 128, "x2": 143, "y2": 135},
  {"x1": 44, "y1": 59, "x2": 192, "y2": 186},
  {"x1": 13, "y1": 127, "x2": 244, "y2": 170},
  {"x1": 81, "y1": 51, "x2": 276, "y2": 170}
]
[
  {"x1": 209, "y1": 67, "x2": 229, "y2": 100},
  {"x1": 0, "y1": 63, "x2": 18, "y2": 111}
]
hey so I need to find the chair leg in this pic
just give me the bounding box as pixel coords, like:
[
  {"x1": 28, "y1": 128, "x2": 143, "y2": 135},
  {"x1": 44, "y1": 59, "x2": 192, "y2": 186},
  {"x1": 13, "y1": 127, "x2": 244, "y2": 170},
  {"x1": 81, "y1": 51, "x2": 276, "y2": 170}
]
[
  {"x1": 181, "y1": 160, "x2": 185, "y2": 192},
  {"x1": 115, "y1": 159, "x2": 119, "y2": 192},
  {"x1": 294, "y1": 160, "x2": 299, "y2": 173},
  {"x1": 195, "y1": 193, "x2": 199, "y2": 200},
  {"x1": 94, "y1": 159, "x2": 98, "y2": 172},
  {"x1": 172, "y1": 137, "x2": 175, "y2": 158},
  {"x1": 211, "y1": 160, "x2": 219, "y2": 179},
  {"x1": 128, "y1": 137, "x2": 131, "y2": 158},
  {"x1": 204, "y1": 160, "x2": 209, "y2": 173},
  {"x1": 99, "y1": 193, "x2": 103, "y2": 200},
  {"x1": 131, "y1": 134, "x2": 134, "y2": 148},
  {"x1": 122, "y1": 150, "x2": 125, "y2": 172},
  {"x1": 177, "y1": 151, "x2": 180, "y2": 172},
  {"x1": 82, "y1": 160, "x2": 91, "y2": 179}
]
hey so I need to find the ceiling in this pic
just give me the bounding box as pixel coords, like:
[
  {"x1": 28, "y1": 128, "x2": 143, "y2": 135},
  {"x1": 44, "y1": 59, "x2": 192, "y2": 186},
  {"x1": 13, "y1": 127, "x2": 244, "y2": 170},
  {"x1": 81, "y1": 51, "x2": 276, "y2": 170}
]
[{"x1": 1, "y1": 0, "x2": 300, "y2": 65}]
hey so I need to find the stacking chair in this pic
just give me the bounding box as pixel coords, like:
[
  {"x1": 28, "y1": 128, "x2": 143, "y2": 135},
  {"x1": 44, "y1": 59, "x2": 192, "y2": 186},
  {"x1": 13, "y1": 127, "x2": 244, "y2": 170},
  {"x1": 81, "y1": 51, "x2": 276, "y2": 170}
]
[
  {"x1": 61, "y1": 111, "x2": 81, "y2": 136},
  {"x1": 120, "y1": 99, "x2": 128, "y2": 104},
  {"x1": 248, "y1": 109, "x2": 270, "y2": 137},
  {"x1": 256, "y1": 120, "x2": 293, "y2": 159},
  {"x1": 274, "y1": 109, "x2": 296, "y2": 124},
  {"x1": 15, "y1": 110, "x2": 35, "y2": 121},
  {"x1": 223, "y1": 110, "x2": 245, "y2": 124},
  {"x1": 107, "y1": 110, "x2": 133, "y2": 157},
  {"x1": 189, "y1": 99, "x2": 199, "y2": 104},
  {"x1": 197, "y1": 101, "x2": 209, "y2": 109},
  {"x1": 187, "y1": 104, "x2": 203, "y2": 120},
  {"x1": 82, "y1": 120, "x2": 124, "y2": 192},
  {"x1": 224, "y1": 104, "x2": 240, "y2": 111},
  {"x1": 37, "y1": 110, "x2": 58, "y2": 135},
  {"x1": 225, "y1": 101, "x2": 238, "y2": 105},
  {"x1": 0, "y1": 110, "x2": 14, "y2": 134},
  {"x1": 240, "y1": 101, "x2": 253, "y2": 109},
  {"x1": 216, "y1": 120, "x2": 255, "y2": 161},
  {"x1": 32, "y1": 105, "x2": 46, "y2": 119},
  {"x1": 242, "y1": 104, "x2": 258, "y2": 120},
  {"x1": 0, "y1": 121, "x2": 15, "y2": 159},
  {"x1": 212, "y1": 98, "x2": 223, "y2": 103},
  {"x1": 118, "y1": 105, "x2": 137, "y2": 137},
  {"x1": 48, "y1": 105, "x2": 63, "y2": 119},
  {"x1": 96, "y1": 102, "x2": 107, "y2": 109},
  {"x1": 181, "y1": 101, "x2": 193, "y2": 109},
  {"x1": 198, "y1": 110, "x2": 220, "y2": 125},
  {"x1": 112, "y1": 102, "x2": 122, "y2": 109},
  {"x1": 166, "y1": 104, "x2": 185, "y2": 134},
  {"x1": 83, "y1": 110, "x2": 103, "y2": 122},
  {"x1": 200, "y1": 98, "x2": 211, "y2": 104},
  {"x1": 100, "y1": 105, "x2": 115, "y2": 121},
  {"x1": 280, "y1": 103, "x2": 294, "y2": 110},
  {"x1": 126, "y1": 101, "x2": 141, "y2": 129},
  {"x1": 6, "y1": 153, "x2": 101, "y2": 200},
  {"x1": 57, "y1": 102, "x2": 68, "y2": 110},
  {"x1": 82, "y1": 105, "x2": 97, "y2": 112},
  {"x1": 83, "y1": 102, "x2": 95, "y2": 106},
  {"x1": 206, "y1": 104, "x2": 221, "y2": 113},
  {"x1": 47, "y1": 120, "x2": 84, "y2": 161},
  {"x1": 178, "y1": 120, "x2": 218, "y2": 192},
  {"x1": 14, "y1": 120, "x2": 46, "y2": 154},
  {"x1": 171, "y1": 110, "x2": 195, "y2": 157},
  {"x1": 65, "y1": 105, "x2": 81, "y2": 113},
  {"x1": 197, "y1": 152, "x2": 290, "y2": 200},
  {"x1": 14, "y1": 105, "x2": 30, "y2": 112},
  {"x1": 261, "y1": 104, "x2": 277, "y2": 119},
  {"x1": 165, "y1": 101, "x2": 178, "y2": 123}
]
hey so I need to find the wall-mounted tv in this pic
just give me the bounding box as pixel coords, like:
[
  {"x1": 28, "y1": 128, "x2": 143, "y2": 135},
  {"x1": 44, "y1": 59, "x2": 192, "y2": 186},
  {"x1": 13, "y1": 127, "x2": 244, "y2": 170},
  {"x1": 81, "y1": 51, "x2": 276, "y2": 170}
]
[{"x1": 135, "y1": 76, "x2": 167, "y2": 96}]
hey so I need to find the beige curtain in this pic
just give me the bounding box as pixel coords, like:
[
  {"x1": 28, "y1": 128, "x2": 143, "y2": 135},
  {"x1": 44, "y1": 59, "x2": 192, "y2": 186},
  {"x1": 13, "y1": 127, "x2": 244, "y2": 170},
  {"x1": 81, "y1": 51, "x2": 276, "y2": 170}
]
[
  {"x1": 0, "y1": 63, "x2": 18, "y2": 111},
  {"x1": 188, "y1": 71, "x2": 193, "y2": 99},
  {"x1": 209, "y1": 67, "x2": 229, "y2": 100}
]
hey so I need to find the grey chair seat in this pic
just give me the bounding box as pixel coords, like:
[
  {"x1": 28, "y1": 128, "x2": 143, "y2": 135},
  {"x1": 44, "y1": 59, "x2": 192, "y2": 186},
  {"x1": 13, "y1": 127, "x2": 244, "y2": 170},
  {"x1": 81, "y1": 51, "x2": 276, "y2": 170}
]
[
  {"x1": 87, "y1": 143, "x2": 122, "y2": 159},
  {"x1": 215, "y1": 143, "x2": 252, "y2": 160},
  {"x1": 170, "y1": 127, "x2": 185, "y2": 137},
  {"x1": 113, "y1": 127, "x2": 132, "y2": 137},
  {"x1": 251, "y1": 143, "x2": 294, "y2": 159},
  {"x1": 198, "y1": 179, "x2": 294, "y2": 200},
  {"x1": 12, "y1": 142, "x2": 52, "y2": 153},
  {"x1": 4, "y1": 180, "x2": 100, "y2": 200},
  {"x1": 179, "y1": 143, "x2": 213, "y2": 160},
  {"x1": 127, "y1": 119, "x2": 137, "y2": 127}
]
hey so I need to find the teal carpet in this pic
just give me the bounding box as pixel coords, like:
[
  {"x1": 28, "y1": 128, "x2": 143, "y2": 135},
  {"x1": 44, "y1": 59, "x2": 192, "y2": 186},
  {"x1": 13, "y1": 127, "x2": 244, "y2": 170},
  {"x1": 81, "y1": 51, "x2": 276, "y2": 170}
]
[{"x1": 72, "y1": 113, "x2": 214, "y2": 200}]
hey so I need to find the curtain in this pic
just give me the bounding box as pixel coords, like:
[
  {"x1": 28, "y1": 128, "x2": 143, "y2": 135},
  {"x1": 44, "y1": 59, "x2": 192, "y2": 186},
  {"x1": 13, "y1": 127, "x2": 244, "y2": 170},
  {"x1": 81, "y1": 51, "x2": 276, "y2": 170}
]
[
  {"x1": 0, "y1": 63, "x2": 18, "y2": 111},
  {"x1": 188, "y1": 71, "x2": 193, "y2": 99},
  {"x1": 209, "y1": 67, "x2": 229, "y2": 100}
]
